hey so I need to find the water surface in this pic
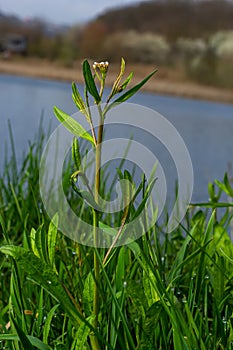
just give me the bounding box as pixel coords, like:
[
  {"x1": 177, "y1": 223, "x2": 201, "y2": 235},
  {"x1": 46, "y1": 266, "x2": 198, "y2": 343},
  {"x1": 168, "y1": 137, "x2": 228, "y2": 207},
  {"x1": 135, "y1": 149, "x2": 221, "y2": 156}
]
[{"x1": 1, "y1": 74, "x2": 233, "y2": 202}]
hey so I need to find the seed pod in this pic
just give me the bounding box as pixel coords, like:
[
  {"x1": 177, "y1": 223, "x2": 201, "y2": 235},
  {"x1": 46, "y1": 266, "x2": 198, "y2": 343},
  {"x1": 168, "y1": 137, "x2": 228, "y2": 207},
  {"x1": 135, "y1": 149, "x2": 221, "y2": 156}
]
[{"x1": 72, "y1": 137, "x2": 81, "y2": 170}]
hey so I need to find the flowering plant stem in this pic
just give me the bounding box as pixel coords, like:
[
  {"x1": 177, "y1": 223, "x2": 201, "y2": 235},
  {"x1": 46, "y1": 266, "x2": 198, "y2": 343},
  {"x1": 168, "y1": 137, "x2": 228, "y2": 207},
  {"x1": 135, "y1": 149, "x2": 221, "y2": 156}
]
[
  {"x1": 90, "y1": 109, "x2": 104, "y2": 350},
  {"x1": 55, "y1": 59, "x2": 157, "y2": 349}
]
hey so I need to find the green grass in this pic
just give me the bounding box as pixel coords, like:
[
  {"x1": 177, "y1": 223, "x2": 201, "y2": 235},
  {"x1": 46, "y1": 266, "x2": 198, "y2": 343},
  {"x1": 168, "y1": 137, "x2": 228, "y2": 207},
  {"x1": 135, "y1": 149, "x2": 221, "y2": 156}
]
[
  {"x1": 1, "y1": 59, "x2": 233, "y2": 349},
  {"x1": 0, "y1": 127, "x2": 233, "y2": 350}
]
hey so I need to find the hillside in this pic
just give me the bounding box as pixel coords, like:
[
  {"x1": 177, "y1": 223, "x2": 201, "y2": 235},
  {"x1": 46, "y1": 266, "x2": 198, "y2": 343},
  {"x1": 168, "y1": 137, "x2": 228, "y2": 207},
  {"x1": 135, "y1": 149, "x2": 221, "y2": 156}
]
[
  {"x1": 97, "y1": 0, "x2": 233, "y2": 41},
  {"x1": 1, "y1": 1, "x2": 233, "y2": 92}
]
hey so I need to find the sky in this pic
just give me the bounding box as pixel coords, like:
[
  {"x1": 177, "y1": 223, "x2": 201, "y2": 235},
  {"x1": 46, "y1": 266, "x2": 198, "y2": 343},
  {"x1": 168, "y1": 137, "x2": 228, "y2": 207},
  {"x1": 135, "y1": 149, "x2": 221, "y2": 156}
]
[{"x1": 0, "y1": 0, "x2": 144, "y2": 25}]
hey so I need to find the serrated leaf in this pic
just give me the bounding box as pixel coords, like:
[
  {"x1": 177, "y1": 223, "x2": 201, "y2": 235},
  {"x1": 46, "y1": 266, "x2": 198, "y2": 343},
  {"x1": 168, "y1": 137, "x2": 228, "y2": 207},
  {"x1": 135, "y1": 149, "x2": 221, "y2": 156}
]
[
  {"x1": 104, "y1": 69, "x2": 157, "y2": 114},
  {"x1": 54, "y1": 106, "x2": 94, "y2": 146},
  {"x1": 83, "y1": 60, "x2": 101, "y2": 103}
]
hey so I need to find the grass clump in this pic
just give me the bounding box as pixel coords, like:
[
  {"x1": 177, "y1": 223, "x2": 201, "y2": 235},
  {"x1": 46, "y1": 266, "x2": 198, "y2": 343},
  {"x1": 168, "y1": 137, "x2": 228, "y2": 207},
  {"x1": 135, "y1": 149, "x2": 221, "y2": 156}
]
[{"x1": 0, "y1": 59, "x2": 233, "y2": 350}]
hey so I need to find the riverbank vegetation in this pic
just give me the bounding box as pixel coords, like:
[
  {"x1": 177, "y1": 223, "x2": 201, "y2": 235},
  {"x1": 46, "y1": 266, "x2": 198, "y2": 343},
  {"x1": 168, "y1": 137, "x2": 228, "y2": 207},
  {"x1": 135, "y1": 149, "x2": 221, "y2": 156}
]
[
  {"x1": 0, "y1": 59, "x2": 233, "y2": 349},
  {"x1": 0, "y1": 109, "x2": 233, "y2": 350}
]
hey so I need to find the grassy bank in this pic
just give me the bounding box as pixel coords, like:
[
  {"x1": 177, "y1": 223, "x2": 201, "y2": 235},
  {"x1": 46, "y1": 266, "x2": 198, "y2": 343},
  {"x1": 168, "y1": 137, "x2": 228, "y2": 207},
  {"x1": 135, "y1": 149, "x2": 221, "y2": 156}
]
[
  {"x1": 0, "y1": 59, "x2": 233, "y2": 350},
  {"x1": 0, "y1": 97, "x2": 233, "y2": 350},
  {"x1": 0, "y1": 58, "x2": 233, "y2": 104}
]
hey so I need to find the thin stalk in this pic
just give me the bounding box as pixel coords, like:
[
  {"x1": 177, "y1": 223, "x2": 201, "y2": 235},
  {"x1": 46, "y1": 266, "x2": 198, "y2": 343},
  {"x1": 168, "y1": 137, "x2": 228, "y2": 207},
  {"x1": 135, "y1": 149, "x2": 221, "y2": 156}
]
[
  {"x1": 99, "y1": 74, "x2": 106, "y2": 99},
  {"x1": 103, "y1": 206, "x2": 128, "y2": 265},
  {"x1": 85, "y1": 86, "x2": 97, "y2": 146},
  {"x1": 90, "y1": 210, "x2": 101, "y2": 350},
  {"x1": 91, "y1": 108, "x2": 104, "y2": 350}
]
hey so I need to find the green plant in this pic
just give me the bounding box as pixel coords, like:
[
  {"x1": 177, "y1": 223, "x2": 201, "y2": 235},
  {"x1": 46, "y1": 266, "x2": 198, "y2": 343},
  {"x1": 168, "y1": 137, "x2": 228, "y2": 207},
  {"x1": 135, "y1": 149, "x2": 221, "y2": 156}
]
[
  {"x1": 1, "y1": 59, "x2": 233, "y2": 350},
  {"x1": 54, "y1": 58, "x2": 157, "y2": 349}
]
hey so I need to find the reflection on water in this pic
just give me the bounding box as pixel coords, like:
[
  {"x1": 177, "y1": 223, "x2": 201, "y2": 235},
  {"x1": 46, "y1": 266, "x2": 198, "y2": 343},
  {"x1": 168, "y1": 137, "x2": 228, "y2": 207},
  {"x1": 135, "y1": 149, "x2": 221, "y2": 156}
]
[{"x1": 0, "y1": 74, "x2": 233, "y2": 202}]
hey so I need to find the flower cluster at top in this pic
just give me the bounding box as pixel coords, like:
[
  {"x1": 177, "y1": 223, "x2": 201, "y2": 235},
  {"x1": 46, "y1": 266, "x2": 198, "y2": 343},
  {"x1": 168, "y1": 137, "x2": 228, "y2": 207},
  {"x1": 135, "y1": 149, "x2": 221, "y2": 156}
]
[{"x1": 93, "y1": 61, "x2": 109, "y2": 73}]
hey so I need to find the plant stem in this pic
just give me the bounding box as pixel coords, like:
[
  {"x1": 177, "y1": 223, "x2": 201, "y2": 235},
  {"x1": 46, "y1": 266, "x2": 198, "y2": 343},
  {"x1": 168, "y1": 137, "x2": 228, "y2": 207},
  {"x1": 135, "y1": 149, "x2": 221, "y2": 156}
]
[
  {"x1": 91, "y1": 108, "x2": 104, "y2": 350},
  {"x1": 90, "y1": 211, "x2": 101, "y2": 350}
]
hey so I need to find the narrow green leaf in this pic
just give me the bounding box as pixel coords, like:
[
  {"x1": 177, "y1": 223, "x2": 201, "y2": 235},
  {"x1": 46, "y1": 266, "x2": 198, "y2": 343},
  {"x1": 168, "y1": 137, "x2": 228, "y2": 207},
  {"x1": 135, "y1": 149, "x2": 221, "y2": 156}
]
[
  {"x1": 11, "y1": 317, "x2": 34, "y2": 350},
  {"x1": 72, "y1": 82, "x2": 86, "y2": 112},
  {"x1": 107, "y1": 57, "x2": 126, "y2": 101},
  {"x1": 211, "y1": 255, "x2": 225, "y2": 306},
  {"x1": 29, "y1": 337, "x2": 50, "y2": 350},
  {"x1": 37, "y1": 288, "x2": 44, "y2": 336},
  {"x1": 94, "y1": 248, "x2": 136, "y2": 349},
  {"x1": 204, "y1": 209, "x2": 215, "y2": 244},
  {"x1": 224, "y1": 172, "x2": 233, "y2": 197},
  {"x1": 0, "y1": 246, "x2": 82, "y2": 327},
  {"x1": 118, "y1": 71, "x2": 134, "y2": 92},
  {"x1": 99, "y1": 221, "x2": 117, "y2": 237},
  {"x1": 30, "y1": 227, "x2": 40, "y2": 257},
  {"x1": 54, "y1": 106, "x2": 94, "y2": 146},
  {"x1": 10, "y1": 183, "x2": 23, "y2": 220},
  {"x1": 208, "y1": 182, "x2": 215, "y2": 201},
  {"x1": 72, "y1": 82, "x2": 91, "y2": 124},
  {"x1": 115, "y1": 247, "x2": 125, "y2": 291},
  {"x1": 126, "y1": 279, "x2": 147, "y2": 314},
  {"x1": 72, "y1": 137, "x2": 81, "y2": 170},
  {"x1": 0, "y1": 334, "x2": 50, "y2": 350},
  {"x1": 143, "y1": 269, "x2": 160, "y2": 307},
  {"x1": 71, "y1": 181, "x2": 101, "y2": 211},
  {"x1": 128, "y1": 241, "x2": 141, "y2": 258},
  {"x1": 140, "y1": 302, "x2": 162, "y2": 348},
  {"x1": 43, "y1": 304, "x2": 60, "y2": 344},
  {"x1": 48, "y1": 214, "x2": 58, "y2": 273},
  {"x1": 73, "y1": 316, "x2": 95, "y2": 349},
  {"x1": 82, "y1": 60, "x2": 101, "y2": 103},
  {"x1": 167, "y1": 230, "x2": 193, "y2": 283},
  {"x1": 35, "y1": 225, "x2": 48, "y2": 263},
  {"x1": 83, "y1": 272, "x2": 94, "y2": 317},
  {"x1": 105, "y1": 69, "x2": 157, "y2": 114},
  {"x1": 195, "y1": 211, "x2": 215, "y2": 303},
  {"x1": 191, "y1": 202, "x2": 233, "y2": 208},
  {"x1": 173, "y1": 326, "x2": 184, "y2": 350},
  {"x1": 131, "y1": 178, "x2": 157, "y2": 221}
]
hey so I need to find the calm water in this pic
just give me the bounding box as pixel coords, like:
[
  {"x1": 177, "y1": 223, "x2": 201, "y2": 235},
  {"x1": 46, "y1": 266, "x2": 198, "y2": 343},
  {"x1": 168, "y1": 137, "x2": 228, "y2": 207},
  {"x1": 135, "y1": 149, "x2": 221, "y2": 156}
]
[{"x1": 1, "y1": 74, "x2": 233, "y2": 202}]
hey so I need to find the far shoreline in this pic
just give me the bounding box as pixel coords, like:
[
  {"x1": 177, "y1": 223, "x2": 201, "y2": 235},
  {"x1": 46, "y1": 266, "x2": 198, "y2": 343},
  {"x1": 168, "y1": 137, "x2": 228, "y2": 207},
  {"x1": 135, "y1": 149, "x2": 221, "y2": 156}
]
[{"x1": 0, "y1": 58, "x2": 233, "y2": 105}]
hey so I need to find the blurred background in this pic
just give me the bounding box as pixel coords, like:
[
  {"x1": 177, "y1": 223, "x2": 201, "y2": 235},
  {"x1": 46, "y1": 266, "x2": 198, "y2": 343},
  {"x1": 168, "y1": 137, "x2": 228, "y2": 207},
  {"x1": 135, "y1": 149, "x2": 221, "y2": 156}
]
[{"x1": 0, "y1": 0, "x2": 233, "y2": 89}]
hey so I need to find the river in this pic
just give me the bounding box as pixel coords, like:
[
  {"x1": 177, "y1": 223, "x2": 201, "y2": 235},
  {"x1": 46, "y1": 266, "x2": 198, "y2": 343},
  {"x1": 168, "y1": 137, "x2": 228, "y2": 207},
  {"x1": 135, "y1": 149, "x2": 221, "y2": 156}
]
[{"x1": 1, "y1": 74, "x2": 233, "y2": 203}]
